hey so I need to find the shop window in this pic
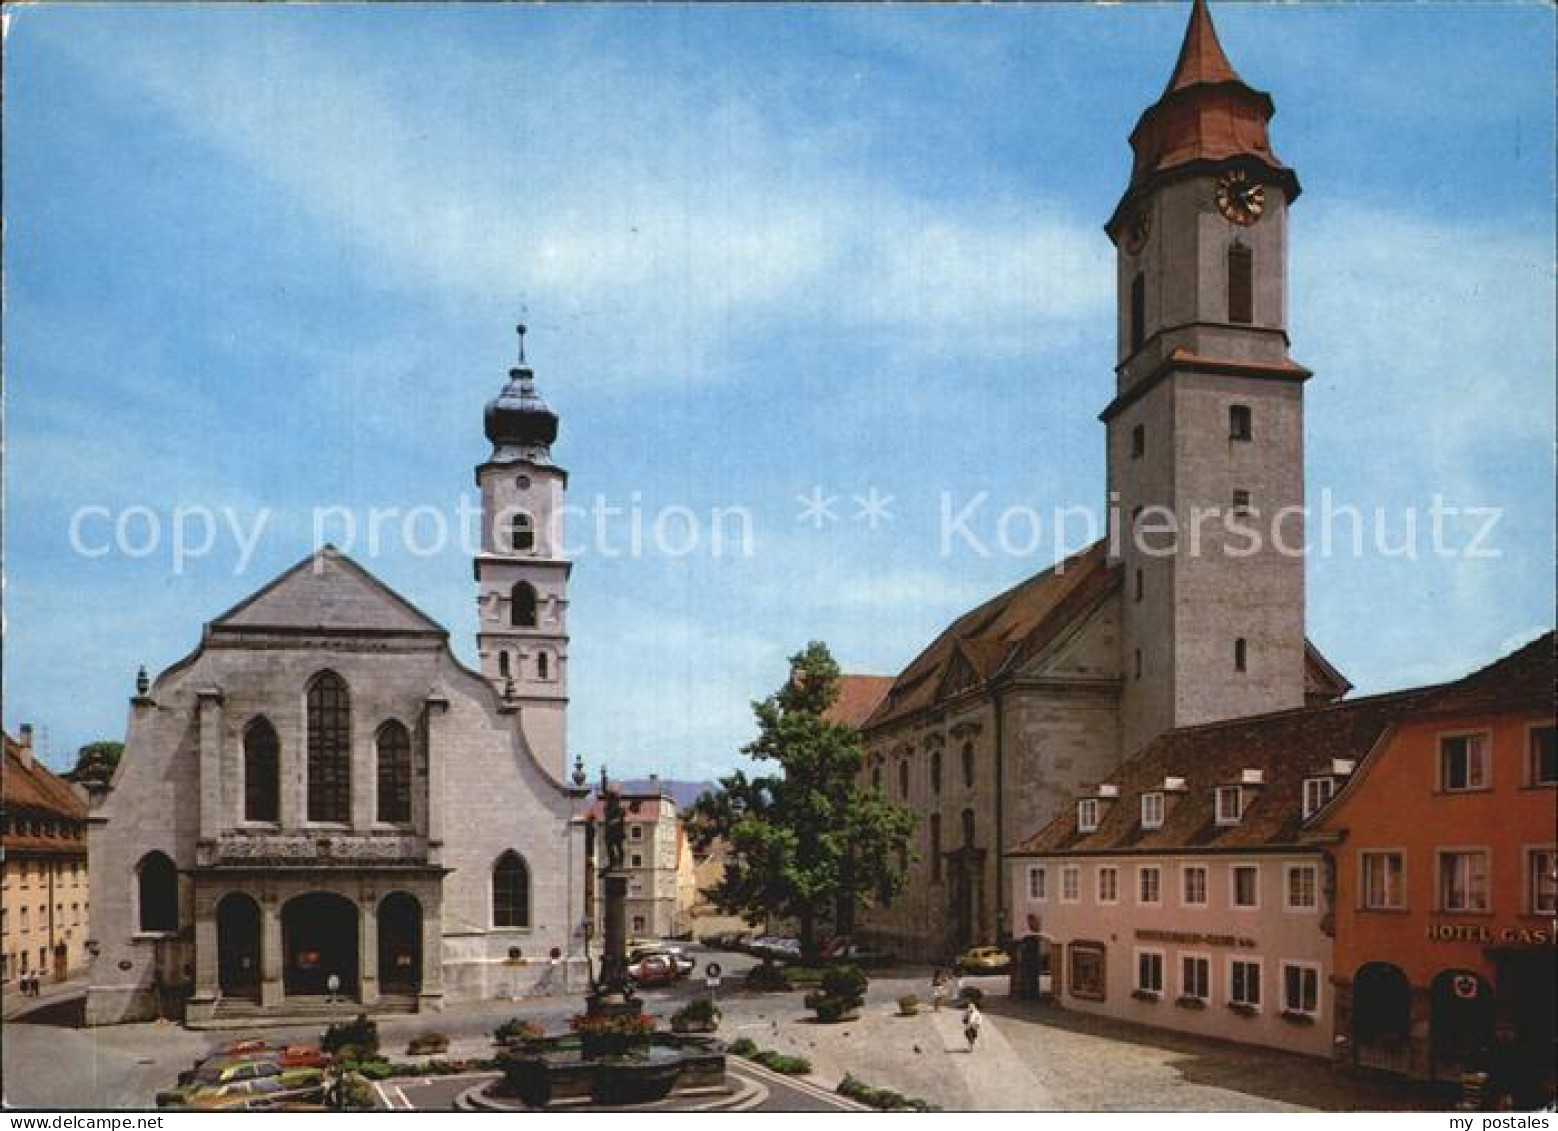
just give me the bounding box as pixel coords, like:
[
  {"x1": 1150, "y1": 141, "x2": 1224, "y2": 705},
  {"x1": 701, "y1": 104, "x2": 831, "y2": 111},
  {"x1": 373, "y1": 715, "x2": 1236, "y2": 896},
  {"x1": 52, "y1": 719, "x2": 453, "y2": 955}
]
[
  {"x1": 1361, "y1": 851, "x2": 1405, "y2": 909},
  {"x1": 1068, "y1": 942, "x2": 1107, "y2": 1002},
  {"x1": 1440, "y1": 733, "x2": 1490, "y2": 792},
  {"x1": 1438, "y1": 850, "x2": 1490, "y2": 913}
]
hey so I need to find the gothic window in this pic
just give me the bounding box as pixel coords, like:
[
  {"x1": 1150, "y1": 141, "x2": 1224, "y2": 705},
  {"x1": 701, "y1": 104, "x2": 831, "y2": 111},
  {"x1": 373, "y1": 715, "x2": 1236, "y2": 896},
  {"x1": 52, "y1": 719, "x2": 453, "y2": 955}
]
[
  {"x1": 376, "y1": 720, "x2": 412, "y2": 825},
  {"x1": 537, "y1": 652, "x2": 550, "y2": 681},
  {"x1": 242, "y1": 718, "x2": 280, "y2": 823},
  {"x1": 499, "y1": 651, "x2": 511, "y2": 678},
  {"x1": 509, "y1": 512, "x2": 535, "y2": 553},
  {"x1": 961, "y1": 742, "x2": 975, "y2": 789},
  {"x1": 1230, "y1": 403, "x2": 1253, "y2": 441},
  {"x1": 930, "y1": 813, "x2": 943, "y2": 882},
  {"x1": 1130, "y1": 424, "x2": 1145, "y2": 459},
  {"x1": 492, "y1": 851, "x2": 531, "y2": 928},
  {"x1": 961, "y1": 808, "x2": 976, "y2": 847},
  {"x1": 1228, "y1": 244, "x2": 1253, "y2": 324},
  {"x1": 306, "y1": 671, "x2": 351, "y2": 824},
  {"x1": 1235, "y1": 638, "x2": 1248, "y2": 673},
  {"x1": 511, "y1": 581, "x2": 538, "y2": 628},
  {"x1": 898, "y1": 760, "x2": 909, "y2": 797},
  {"x1": 137, "y1": 851, "x2": 178, "y2": 933},
  {"x1": 1130, "y1": 271, "x2": 1146, "y2": 352}
]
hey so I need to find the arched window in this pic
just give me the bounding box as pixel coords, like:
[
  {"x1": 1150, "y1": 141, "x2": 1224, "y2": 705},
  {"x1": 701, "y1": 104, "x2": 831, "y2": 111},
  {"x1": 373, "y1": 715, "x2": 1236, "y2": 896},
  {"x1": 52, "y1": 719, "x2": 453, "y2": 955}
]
[
  {"x1": 492, "y1": 851, "x2": 531, "y2": 928},
  {"x1": 306, "y1": 671, "x2": 351, "y2": 823},
  {"x1": 898, "y1": 760, "x2": 909, "y2": 797},
  {"x1": 509, "y1": 512, "x2": 535, "y2": 553},
  {"x1": 1228, "y1": 243, "x2": 1253, "y2": 324},
  {"x1": 376, "y1": 720, "x2": 412, "y2": 825},
  {"x1": 137, "y1": 851, "x2": 178, "y2": 933},
  {"x1": 511, "y1": 582, "x2": 538, "y2": 629},
  {"x1": 243, "y1": 718, "x2": 280, "y2": 823},
  {"x1": 930, "y1": 813, "x2": 943, "y2": 882},
  {"x1": 962, "y1": 742, "x2": 975, "y2": 790},
  {"x1": 961, "y1": 808, "x2": 976, "y2": 847},
  {"x1": 537, "y1": 652, "x2": 550, "y2": 681},
  {"x1": 499, "y1": 651, "x2": 511, "y2": 678},
  {"x1": 930, "y1": 750, "x2": 942, "y2": 794}
]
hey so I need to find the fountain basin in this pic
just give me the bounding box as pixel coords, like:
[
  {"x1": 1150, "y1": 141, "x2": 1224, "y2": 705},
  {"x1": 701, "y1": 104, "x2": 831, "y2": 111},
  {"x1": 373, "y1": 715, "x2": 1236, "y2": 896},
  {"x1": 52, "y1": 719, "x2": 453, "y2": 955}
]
[{"x1": 496, "y1": 1034, "x2": 727, "y2": 1108}]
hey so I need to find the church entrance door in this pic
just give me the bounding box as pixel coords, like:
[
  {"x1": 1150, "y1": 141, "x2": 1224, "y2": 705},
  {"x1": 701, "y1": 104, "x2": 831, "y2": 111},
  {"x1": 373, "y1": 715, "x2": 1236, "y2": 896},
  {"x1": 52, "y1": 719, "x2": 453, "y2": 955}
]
[
  {"x1": 377, "y1": 892, "x2": 423, "y2": 996},
  {"x1": 282, "y1": 892, "x2": 359, "y2": 998},
  {"x1": 217, "y1": 893, "x2": 262, "y2": 999}
]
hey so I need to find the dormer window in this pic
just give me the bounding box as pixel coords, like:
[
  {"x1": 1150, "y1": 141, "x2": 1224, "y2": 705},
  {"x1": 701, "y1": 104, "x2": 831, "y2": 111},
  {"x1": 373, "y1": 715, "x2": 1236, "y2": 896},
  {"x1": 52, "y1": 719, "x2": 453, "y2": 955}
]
[
  {"x1": 1302, "y1": 776, "x2": 1336, "y2": 819},
  {"x1": 1216, "y1": 785, "x2": 1244, "y2": 826},
  {"x1": 1141, "y1": 792, "x2": 1165, "y2": 830},
  {"x1": 1078, "y1": 798, "x2": 1100, "y2": 833}
]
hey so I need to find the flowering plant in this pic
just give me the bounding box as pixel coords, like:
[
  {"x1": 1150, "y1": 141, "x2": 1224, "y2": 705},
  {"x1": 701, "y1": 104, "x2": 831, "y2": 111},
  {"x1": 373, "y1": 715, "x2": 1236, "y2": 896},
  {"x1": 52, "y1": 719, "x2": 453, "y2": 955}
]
[{"x1": 568, "y1": 1012, "x2": 655, "y2": 1038}]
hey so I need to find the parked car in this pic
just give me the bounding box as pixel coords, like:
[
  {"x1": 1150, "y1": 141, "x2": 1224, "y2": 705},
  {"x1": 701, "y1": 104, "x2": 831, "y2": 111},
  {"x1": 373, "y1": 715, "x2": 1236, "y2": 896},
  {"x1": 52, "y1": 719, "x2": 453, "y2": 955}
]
[
  {"x1": 957, "y1": 945, "x2": 1012, "y2": 974},
  {"x1": 184, "y1": 1074, "x2": 326, "y2": 1111},
  {"x1": 160, "y1": 1062, "x2": 324, "y2": 1108},
  {"x1": 626, "y1": 953, "x2": 678, "y2": 988}
]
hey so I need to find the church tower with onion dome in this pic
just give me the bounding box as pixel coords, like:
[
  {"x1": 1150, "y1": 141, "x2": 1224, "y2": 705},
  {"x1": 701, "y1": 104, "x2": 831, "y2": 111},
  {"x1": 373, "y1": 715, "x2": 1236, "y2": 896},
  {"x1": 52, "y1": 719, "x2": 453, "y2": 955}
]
[
  {"x1": 1104, "y1": 0, "x2": 1311, "y2": 754},
  {"x1": 475, "y1": 324, "x2": 570, "y2": 778}
]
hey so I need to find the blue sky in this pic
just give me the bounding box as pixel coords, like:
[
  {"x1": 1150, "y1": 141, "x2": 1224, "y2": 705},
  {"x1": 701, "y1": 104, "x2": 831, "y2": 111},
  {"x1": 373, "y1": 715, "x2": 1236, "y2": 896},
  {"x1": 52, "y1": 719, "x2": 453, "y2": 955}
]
[{"x1": 4, "y1": 2, "x2": 1553, "y2": 777}]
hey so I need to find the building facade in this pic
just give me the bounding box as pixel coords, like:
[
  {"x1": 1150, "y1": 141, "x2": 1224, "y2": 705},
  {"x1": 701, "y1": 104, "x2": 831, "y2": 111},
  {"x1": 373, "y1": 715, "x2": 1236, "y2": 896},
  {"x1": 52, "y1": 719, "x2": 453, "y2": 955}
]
[
  {"x1": 2, "y1": 727, "x2": 91, "y2": 987},
  {"x1": 1312, "y1": 634, "x2": 1555, "y2": 1095},
  {"x1": 84, "y1": 334, "x2": 590, "y2": 1026},
  {"x1": 587, "y1": 784, "x2": 685, "y2": 941},
  {"x1": 854, "y1": 0, "x2": 1348, "y2": 962}
]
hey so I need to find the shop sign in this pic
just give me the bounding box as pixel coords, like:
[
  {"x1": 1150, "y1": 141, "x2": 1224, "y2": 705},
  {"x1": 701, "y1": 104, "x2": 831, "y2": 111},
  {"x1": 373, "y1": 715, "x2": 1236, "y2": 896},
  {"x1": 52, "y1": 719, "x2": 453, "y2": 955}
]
[
  {"x1": 1426, "y1": 922, "x2": 1553, "y2": 945},
  {"x1": 1135, "y1": 928, "x2": 1256, "y2": 948}
]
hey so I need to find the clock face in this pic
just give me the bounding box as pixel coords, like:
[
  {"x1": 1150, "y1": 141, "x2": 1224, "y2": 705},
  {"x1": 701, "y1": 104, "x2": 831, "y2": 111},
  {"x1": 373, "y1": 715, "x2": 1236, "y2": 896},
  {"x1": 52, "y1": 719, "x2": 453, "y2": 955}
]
[
  {"x1": 1123, "y1": 205, "x2": 1151, "y2": 255},
  {"x1": 1215, "y1": 169, "x2": 1266, "y2": 226}
]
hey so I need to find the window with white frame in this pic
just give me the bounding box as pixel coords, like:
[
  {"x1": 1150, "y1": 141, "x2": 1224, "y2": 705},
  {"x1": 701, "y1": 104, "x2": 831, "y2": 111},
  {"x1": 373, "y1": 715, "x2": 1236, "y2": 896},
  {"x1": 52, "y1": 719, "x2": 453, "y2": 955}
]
[
  {"x1": 1098, "y1": 866, "x2": 1119, "y2": 904},
  {"x1": 1527, "y1": 848, "x2": 1556, "y2": 915},
  {"x1": 630, "y1": 824, "x2": 644, "y2": 841},
  {"x1": 1438, "y1": 850, "x2": 1490, "y2": 912},
  {"x1": 1302, "y1": 776, "x2": 1336, "y2": 819},
  {"x1": 1285, "y1": 863, "x2": 1319, "y2": 911},
  {"x1": 1141, "y1": 792, "x2": 1165, "y2": 830},
  {"x1": 1216, "y1": 786, "x2": 1244, "y2": 826},
  {"x1": 1077, "y1": 799, "x2": 1100, "y2": 833},
  {"x1": 1138, "y1": 865, "x2": 1162, "y2": 906},
  {"x1": 1182, "y1": 864, "x2": 1208, "y2": 906},
  {"x1": 1361, "y1": 851, "x2": 1405, "y2": 909},
  {"x1": 1028, "y1": 866, "x2": 1046, "y2": 901},
  {"x1": 1135, "y1": 950, "x2": 1164, "y2": 996},
  {"x1": 1181, "y1": 954, "x2": 1211, "y2": 1002},
  {"x1": 1440, "y1": 733, "x2": 1490, "y2": 792},
  {"x1": 1232, "y1": 864, "x2": 1259, "y2": 908},
  {"x1": 1061, "y1": 866, "x2": 1080, "y2": 903},
  {"x1": 1230, "y1": 959, "x2": 1262, "y2": 1008},
  {"x1": 1281, "y1": 962, "x2": 1320, "y2": 1017},
  {"x1": 1531, "y1": 726, "x2": 1557, "y2": 787}
]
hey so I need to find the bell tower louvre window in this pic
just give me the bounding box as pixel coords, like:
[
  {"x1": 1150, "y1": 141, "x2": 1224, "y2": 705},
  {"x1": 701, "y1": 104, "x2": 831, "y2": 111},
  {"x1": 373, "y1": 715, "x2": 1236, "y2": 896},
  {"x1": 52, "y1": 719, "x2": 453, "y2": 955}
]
[{"x1": 1228, "y1": 243, "x2": 1253, "y2": 324}]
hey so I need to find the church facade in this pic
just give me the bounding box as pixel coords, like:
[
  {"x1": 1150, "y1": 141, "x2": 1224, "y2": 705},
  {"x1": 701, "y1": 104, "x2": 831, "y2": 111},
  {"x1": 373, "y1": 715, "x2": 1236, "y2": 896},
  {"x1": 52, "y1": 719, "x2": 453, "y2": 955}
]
[
  {"x1": 85, "y1": 334, "x2": 590, "y2": 1026},
  {"x1": 854, "y1": 0, "x2": 1351, "y2": 962}
]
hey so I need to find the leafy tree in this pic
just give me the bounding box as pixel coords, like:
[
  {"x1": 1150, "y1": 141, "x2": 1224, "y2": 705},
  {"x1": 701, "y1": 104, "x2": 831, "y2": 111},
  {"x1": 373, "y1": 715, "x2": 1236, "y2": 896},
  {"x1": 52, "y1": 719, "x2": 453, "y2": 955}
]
[
  {"x1": 66, "y1": 740, "x2": 124, "y2": 785},
  {"x1": 687, "y1": 642, "x2": 916, "y2": 962}
]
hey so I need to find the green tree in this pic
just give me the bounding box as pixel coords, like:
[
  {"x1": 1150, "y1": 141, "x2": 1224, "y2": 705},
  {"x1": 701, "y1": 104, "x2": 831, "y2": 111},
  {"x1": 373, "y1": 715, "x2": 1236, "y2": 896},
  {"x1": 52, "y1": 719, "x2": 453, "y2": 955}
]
[
  {"x1": 66, "y1": 740, "x2": 123, "y2": 785},
  {"x1": 687, "y1": 642, "x2": 916, "y2": 962}
]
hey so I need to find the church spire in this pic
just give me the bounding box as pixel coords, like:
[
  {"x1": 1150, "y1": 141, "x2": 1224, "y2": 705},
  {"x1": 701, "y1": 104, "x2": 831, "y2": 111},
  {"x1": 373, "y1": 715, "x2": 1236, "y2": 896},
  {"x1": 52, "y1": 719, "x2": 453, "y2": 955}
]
[{"x1": 1163, "y1": 0, "x2": 1241, "y2": 94}]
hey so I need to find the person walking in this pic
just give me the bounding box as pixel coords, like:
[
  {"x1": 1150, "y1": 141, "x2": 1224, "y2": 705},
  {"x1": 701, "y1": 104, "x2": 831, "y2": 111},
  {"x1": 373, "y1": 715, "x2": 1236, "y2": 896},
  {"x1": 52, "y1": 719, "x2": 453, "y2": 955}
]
[
  {"x1": 931, "y1": 968, "x2": 949, "y2": 1012},
  {"x1": 963, "y1": 1000, "x2": 983, "y2": 1053}
]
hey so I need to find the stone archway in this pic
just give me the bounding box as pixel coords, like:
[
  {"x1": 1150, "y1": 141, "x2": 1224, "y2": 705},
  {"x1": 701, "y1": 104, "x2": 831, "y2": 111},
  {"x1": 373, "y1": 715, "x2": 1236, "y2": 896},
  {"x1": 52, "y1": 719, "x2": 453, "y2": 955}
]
[
  {"x1": 1351, "y1": 961, "x2": 1412, "y2": 1072},
  {"x1": 217, "y1": 892, "x2": 263, "y2": 1000},
  {"x1": 282, "y1": 892, "x2": 359, "y2": 998},
  {"x1": 377, "y1": 892, "x2": 423, "y2": 997}
]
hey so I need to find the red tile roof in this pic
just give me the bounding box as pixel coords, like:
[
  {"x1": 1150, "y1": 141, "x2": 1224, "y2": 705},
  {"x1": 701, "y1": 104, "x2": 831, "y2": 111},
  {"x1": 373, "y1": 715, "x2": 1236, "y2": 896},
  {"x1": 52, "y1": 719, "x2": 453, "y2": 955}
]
[
  {"x1": 3, "y1": 734, "x2": 89, "y2": 857},
  {"x1": 1413, "y1": 631, "x2": 1554, "y2": 719},
  {"x1": 825, "y1": 675, "x2": 896, "y2": 729}
]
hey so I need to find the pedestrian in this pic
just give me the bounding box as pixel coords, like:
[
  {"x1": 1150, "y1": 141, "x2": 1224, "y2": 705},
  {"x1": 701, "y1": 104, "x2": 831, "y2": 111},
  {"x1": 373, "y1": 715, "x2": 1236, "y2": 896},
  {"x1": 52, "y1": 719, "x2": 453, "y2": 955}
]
[
  {"x1": 954, "y1": 970, "x2": 966, "y2": 1004},
  {"x1": 325, "y1": 972, "x2": 340, "y2": 1004},
  {"x1": 27, "y1": 971, "x2": 38, "y2": 997},
  {"x1": 963, "y1": 1000, "x2": 983, "y2": 1053},
  {"x1": 931, "y1": 968, "x2": 949, "y2": 1012}
]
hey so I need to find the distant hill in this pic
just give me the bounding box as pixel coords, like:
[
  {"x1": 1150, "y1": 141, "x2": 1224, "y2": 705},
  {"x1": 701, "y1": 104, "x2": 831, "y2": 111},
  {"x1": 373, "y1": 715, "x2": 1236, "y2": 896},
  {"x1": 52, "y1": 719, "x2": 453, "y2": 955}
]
[{"x1": 618, "y1": 779, "x2": 718, "y2": 811}]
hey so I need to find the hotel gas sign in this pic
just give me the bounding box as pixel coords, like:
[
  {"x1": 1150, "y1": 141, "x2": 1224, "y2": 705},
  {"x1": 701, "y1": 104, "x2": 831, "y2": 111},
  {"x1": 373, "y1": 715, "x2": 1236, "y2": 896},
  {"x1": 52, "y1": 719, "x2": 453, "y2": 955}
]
[{"x1": 1426, "y1": 922, "x2": 1554, "y2": 946}]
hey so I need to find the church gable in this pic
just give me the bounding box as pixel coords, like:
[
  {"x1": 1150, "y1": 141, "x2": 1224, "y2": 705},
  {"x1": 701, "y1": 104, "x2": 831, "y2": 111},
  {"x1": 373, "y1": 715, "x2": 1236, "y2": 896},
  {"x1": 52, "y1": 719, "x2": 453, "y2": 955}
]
[
  {"x1": 1013, "y1": 588, "x2": 1122, "y2": 683},
  {"x1": 213, "y1": 546, "x2": 445, "y2": 636}
]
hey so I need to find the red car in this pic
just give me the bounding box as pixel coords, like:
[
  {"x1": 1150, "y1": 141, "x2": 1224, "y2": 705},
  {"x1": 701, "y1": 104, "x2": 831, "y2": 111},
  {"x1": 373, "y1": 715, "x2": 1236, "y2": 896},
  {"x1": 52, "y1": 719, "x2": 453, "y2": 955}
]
[{"x1": 627, "y1": 953, "x2": 677, "y2": 987}]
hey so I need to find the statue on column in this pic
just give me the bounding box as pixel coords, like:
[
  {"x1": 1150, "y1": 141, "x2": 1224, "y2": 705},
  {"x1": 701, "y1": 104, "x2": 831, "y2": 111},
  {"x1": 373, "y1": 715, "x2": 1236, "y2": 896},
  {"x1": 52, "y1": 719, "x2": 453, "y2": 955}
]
[{"x1": 602, "y1": 772, "x2": 626, "y2": 872}]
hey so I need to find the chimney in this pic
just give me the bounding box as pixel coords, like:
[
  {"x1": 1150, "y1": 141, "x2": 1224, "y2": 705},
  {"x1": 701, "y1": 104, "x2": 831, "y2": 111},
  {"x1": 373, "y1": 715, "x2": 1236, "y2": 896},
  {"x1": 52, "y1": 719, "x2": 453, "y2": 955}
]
[{"x1": 17, "y1": 724, "x2": 34, "y2": 769}]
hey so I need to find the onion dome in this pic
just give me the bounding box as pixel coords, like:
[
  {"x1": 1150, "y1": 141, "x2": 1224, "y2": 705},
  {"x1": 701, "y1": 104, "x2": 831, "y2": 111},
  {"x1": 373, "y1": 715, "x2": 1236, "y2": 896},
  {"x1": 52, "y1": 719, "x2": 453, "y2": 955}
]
[
  {"x1": 1107, "y1": 0, "x2": 1299, "y2": 237},
  {"x1": 484, "y1": 324, "x2": 560, "y2": 465}
]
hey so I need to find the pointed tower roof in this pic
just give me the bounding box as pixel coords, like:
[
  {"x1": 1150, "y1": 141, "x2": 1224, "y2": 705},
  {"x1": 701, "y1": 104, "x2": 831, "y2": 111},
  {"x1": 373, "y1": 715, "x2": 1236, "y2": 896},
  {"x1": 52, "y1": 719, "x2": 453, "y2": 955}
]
[{"x1": 1107, "y1": 0, "x2": 1299, "y2": 239}]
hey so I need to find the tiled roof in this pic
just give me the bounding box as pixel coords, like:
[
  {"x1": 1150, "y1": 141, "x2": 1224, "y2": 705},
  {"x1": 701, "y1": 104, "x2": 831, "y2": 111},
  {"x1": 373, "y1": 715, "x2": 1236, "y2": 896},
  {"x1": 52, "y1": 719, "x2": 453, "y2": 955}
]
[
  {"x1": 1413, "y1": 631, "x2": 1554, "y2": 719},
  {"x1": 824, "y1": 676, "x2": 896, "y2": 729},
  {"x1": 865, "y1": 541, "x2": 1120, "y2": 731},
  {"x1": 1008, "y1": 688, "x2": 1435, "y2": 857},
  {"x1": 2, "y1": 735, "x2": 87, "y2": 822},
  {"x1": 583, "y1": 792, "x2": 668, "y2": 823}
]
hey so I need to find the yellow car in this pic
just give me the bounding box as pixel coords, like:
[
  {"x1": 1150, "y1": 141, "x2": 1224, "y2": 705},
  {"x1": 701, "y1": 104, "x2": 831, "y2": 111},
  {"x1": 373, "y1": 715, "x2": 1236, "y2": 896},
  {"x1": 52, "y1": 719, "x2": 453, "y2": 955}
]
[{"x1": 957, "y1": 946, "x2": 1012, "y2": 974}]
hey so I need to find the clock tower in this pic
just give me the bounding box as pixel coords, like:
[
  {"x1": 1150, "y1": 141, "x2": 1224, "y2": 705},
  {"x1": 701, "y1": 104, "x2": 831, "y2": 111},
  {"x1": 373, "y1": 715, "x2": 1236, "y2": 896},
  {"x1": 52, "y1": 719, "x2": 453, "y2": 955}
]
[
  {"x1": 475, "y1": 325, "x2": 570, "y2": 779},
  {"x1": 1104, "y1": 0, "x2": 1311, "y2": 754}
]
